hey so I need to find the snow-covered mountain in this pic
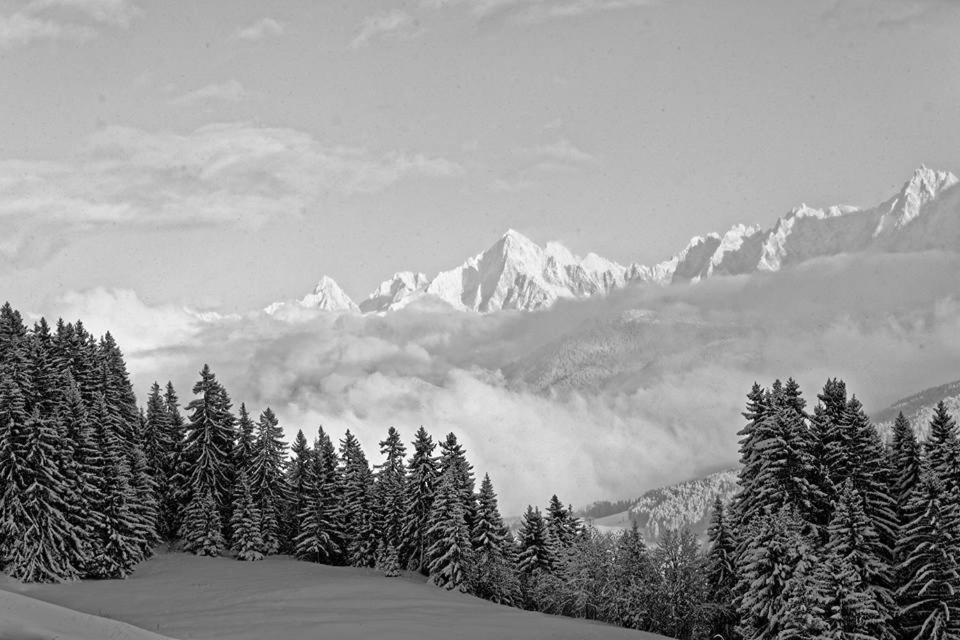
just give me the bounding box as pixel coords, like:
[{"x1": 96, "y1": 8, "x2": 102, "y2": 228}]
[
  {"x1": 275, "y1": 165, "x2": 959, "y2": 315},
  {"x1": 265, "y1": 275, "x2": 359, "y2": 317}
]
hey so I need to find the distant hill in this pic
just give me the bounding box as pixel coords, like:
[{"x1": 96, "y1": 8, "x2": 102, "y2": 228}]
[
  {"x1": 874, "y1": 378, "x2": 960, "y2": 440},
  {"x1": 580, "y1": 469, "x2": 739, "y2": 543}
]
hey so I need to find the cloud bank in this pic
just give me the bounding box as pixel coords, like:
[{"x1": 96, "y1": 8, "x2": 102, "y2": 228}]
[
  {"x1": 45, "y1": 249, "x2": 960, "y2": 514},
  {"x1": 0, "y1": 123, "x2": 462, "y2": 269}
]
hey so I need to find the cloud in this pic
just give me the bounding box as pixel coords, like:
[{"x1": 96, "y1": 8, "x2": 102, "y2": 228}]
[
  {"x1": 421, "y1": 0, "x2": 661, "y2": 24},
  {"x1": 235, "y1": 17, "x2": 284, "y2": 41},
  {"x1": 44, "y1": 250, "x2": 960, "y2": 514},
  {"x1": 821, "y1": 0, "x2": 960, "y2": 29},
  {"x1": 169, "y1": 80, "x2": 248, "y2": 107},
  {"x1": 491, "y1": 137, "x2": 598, "y2": 189},
  {"x1": 526, "y1": 137, "x2": 599, "y2": 166},
  {"x1": 351, "y1": 10, "x2": 424, "y2": 48},
  {"x1": 0, "y1": 123, "x2": 463, "y2": 268},
  {"x1": 0, "y1": 0, "x2": 138, "y2": 49}
]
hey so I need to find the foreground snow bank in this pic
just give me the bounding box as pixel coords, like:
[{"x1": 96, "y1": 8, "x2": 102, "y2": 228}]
[
  {"x1": 0, "y1": 549, "x2": 658, "y2": 640},
  {"x1": 0, "y1": 588, "x2": 177, "y2": 640}
]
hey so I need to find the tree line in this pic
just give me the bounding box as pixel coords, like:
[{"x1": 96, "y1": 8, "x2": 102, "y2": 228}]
[{"x1": 4, "y1": 299, "x2": 960, "y2": 639}]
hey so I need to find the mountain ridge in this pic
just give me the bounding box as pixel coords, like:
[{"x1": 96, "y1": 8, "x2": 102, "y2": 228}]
[{"x1": 268, "y1": 165, "x2": 959, "y2": 315}]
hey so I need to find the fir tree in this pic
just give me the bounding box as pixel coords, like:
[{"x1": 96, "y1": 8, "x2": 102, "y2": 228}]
[
  {"x1": 545, "y1": 494, "x2": 581, "y2": 553},
  {"x1": 379, "y1": 543, "x2": 401, "y2": 578},
  {"x1": 88, "y1": 396, "x2": 142, "y2": 578},
  {"x1": 162, "y1": 381, "x2": 188, "y2": 539},
  {"x1": 736, "y1": 507, "x2": 817, "y2": 640},
  {"x1": 824, "y1": 479, "x2": 894, "y2": 640},
  {"x1": 891, "y1": 412, "x2": 922, "y2": 531},
  {"x1": 705, "y1": 496, "x2": 738, "y2": 640},
  {"x1": 179, "y1": 365, "x2": 235, "y2": 551},
  {"x1": 340, "y1": 430, "x2": 377, "y2": 567},
  {"x1": 438, "y1": 433, "x2": 478, "y2": 535},
  {"x1": 896, "y1": 475, "x2": 960, "y2": 640},
  {"x1": 400, "y1": 426, "x2": 439, "y2": 572},
  {"x1": 375, "y1": 427, "x2": 407, "y2": 553},
  {"x1": 517, "y1": 506, "x2": 557, "y2": 575},
  {"x1": 925, "y1": 402, "x2": 960, "y2": 498},
  {"x1": 0, "y1": 366, "x2": 29, "y2": 565},
  {"x1": 3, "y1": 410, "x2": 81, "y2": 582},
  {"x1": 286, "y1": 428, "x2": 311, "y2": 550},
  {"x1": 425, "y1": 467, "x2": 474, "y2": 591},
  {"x1": 230, "y1": 470, "x2": 264, "y2": 561},
  {"x1": 294, "y1": 428, "x2": 341, "y2": 564},
  {"x1": 815, "y1": 547, "x2": 885, "y2": 640},
  {"x1": 250, "y1": 408, "x2": 287, "y2": 554},
  {"x1": 470, "y1": 473, "x2": 517, "y2": 605}
]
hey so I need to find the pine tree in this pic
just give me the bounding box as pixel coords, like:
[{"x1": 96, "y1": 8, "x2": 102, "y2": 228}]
[
  {"x1": 128, "y1": 445, "x2": 159, "y2": 556},
  {"x1": 230, "y1": 470, "x2": 264, "y2": 561},
  {"x1": 891, "y1": 412, "x2": 922, "y2": 531},
  {"x1": 736, "y1": 507, "x2": 817, "y2": 640},
  {"x1": 3, "y1": 410, "x2": 81, "y2": 582},
  {"x1": 88, "y1": 395, "x2": 142, "y2": 578},
  {"x1": 470, "y1": 473, "x2": 517, "y2": 605},
  {"x1": 162, "y1": 381, "x2": 188, "y2": 539},
  {"x1": 925, "y1": 402, "x2": 960, "y2": 498},
  {"x1": 375, "y1": 427, "x2": 407, "y2": 554},
  {"x1": 400, "y1": 426, "x2": 438, "y2": 572},
  {"x1": 234, "y1": 403, "x2": 256, "y2": 472},
  {"x1": 294, "y1": 428, "x2": 341, "y2": 564},
  {"x1": 824, "y1": 479, "x2": 893, "y2": 639},
  {"x1": 814, "y1": 547, "x2": 885, "y2": 640},
  {"x1": 896, "y1": 474, "x2": 960, "y2": 640},
  {"x1": 379, "y1": 543, "x2": 401, "y2": 578},
  {"x1": 179, "y1": 365, "x2": 235, "y2": 555},
  {"x1": 286, "y1": 429, "x2": 311, "y2": 550},
  {"x1": 340, "y1": 430, "x2": 377, "y2": 567},
  {"x1": 0, "y1": 366, "x2": 30, "y2": 565},
  {"x1": 180, "y1": 486, "x2": 224, "y2": 558},
  {"x1": 705, "y1": 496, "x2": 738, "y2": 640},
  {"x1": 517, "y1": 505, "x2": 557, "y2": 575},
  {"x1": 425, "y1": 467, "x2": 473, "y2": 591},
  {"x1": 545, "y1": 494, "x2": 581, "y2": 554},
  {"x1": 250, "y1": 408, "x2": 287, "y2": 554},
  {"x1": 438, "y1": 433, "x2": 477, "y2": 535}
]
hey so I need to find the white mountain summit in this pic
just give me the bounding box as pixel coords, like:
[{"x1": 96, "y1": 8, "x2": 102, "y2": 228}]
[{"x1": 271, "y1": 165, "x2": 959, "y2": 316}]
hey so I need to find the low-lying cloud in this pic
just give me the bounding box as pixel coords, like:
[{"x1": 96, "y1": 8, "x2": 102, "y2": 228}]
[{"x1": 47, "y1": 250, "x2": 960, "y2": 514}]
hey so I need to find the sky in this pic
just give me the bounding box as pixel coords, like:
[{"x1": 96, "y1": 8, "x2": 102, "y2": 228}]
[
  {"x1": 3, "y1": 0, "x2": 960, "y2": 510},
  {"x1": 2, "y1": 0, "x2": 960, "y2": 313}
]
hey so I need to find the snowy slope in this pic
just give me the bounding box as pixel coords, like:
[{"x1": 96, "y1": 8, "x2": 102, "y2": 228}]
[
  {"x1": 275, "y1": 165, "x2": 959, "y2": 315},
  {"x1": 0, "y1": 550, "x2": 659, "y2": 640},
  {"x1": 874, "y1": 378, "x2": 960, "y2": 441},
  {"x1": 0, "y1": 588, "x2": 176, "y2": 640},
  {"x1": 586, "y1": 470, "x2": 739, "y2": 542}
]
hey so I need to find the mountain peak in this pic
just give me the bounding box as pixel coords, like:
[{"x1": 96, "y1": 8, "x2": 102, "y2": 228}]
[
  {"x1": 874, "y1": 165, "x2": 959, "y2": 236},
  {"x1": 264, "y1": 274, "x2": 358, "y2": 316}
]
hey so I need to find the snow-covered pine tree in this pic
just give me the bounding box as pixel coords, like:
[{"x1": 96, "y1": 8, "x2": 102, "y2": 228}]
[
  {"x1": 142, "y1": 382, "x2": 176, "y2": 539},
  {"x1": 438, "y1": 433, "x2": 478, "y2": 536},
  {"x1": 179, "y1": 365, "x2": 235, "y2": 555},
  {"x1": 891, "y1": 412, "x2": 922, "y2": 531},
  {"x1": 286, "y1": 429, "x2": 311, "y2": 551},
  {"x1": 379, "y1": 543, "x2": 401, "y2": 578},
  {"x1": 55, "y1": 373, "x2": 99, "y2": 573},
  {"x1": 234, "y1": 403, "x2": 256, "y2": 471},
  {"x1": 925, "y1": 402, "x2": 960, "y2": 498},
  {"x1": 705, "y1": 495, "x2": 738, "y2": 640},
  {"x1": 778, "y1": 554, "x2": 826, "y2": 640},
  {"x1": 294, "y1": 427, "x2": 341, "y2": 564},
  {"x1": 425, "y1": 467, "x2": 473, "y2": 591},
  {"x1": 0, "y1": 365, "x2": 30, "y2": 567},
  {"x1": 88, "y1": 395, "x2": 143, "y2": 578},
  {"x1": 517, "y1": 505, "x2": 557, "y2": 575},
  {"x1": 732, "y1": 383, "x2": 771, "y2": 531},
  {"x1": 400, "y1": 426, "x2": 439, "y2": 573},
  {"x1": 340, "y1": 430, "x2": 377, "y2": 567},
  {"x1": 736, "y1": 507, "x2": 817, "y2": 640},
  {"x1": 896, "y1": 473, "x2": 960, "y2": 640},
  {"x1": 96, "y1": 332, "x2": 141, "y2": 457},
  {"x1": 813, "y1": 546, "x2": 885, "y2": 640},
  {"x1": 375, "y1": 427, "x2": 406, "y2": 554},
  {"x1": 180, "y1": 485, "x2": 224, "y2": 558},
  {"x1": 825, "y1": 479, "x2": 894, "y2": 639},
  {"x1": 3, "y1": 410, "x2": 81, "y2": 582},
  {"x1": 162, "y1": 381, "x2": 188, "y2": 539},
  {"x1": 470, "y1": 473, "x2": 517, "y2": 605},
  {"x1": 128, "y1": 444, "x2": 159, "y2": 557},
  {"x1": 250, "y1": 408, "x2": 288, "y2": 554},
  {"x1": 545, "y1": 494, "x2": 581, "y2": 554},
  {"x1": 230, "y1": 469, "x2": 264, "y2": 561},
  {"x1": 25, "y1": 318, "x2": 58, "y2": 418}
]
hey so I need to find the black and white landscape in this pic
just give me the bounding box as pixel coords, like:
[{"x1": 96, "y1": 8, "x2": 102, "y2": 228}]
[{"x1": 3, "y1": 1, "x2": 960, "y2": 639}]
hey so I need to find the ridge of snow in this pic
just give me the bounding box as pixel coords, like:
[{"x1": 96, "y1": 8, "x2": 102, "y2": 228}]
[{"x1": 874, "y1": 165, "x2": 959, "y2": 236}]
